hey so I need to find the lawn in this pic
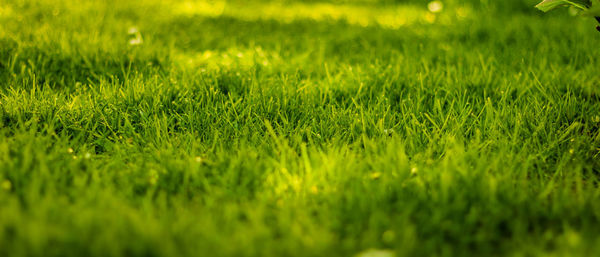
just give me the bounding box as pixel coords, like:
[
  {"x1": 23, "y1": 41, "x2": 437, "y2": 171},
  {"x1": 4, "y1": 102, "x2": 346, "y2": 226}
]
[{"x1": 1, "y1": 0, "x2": 600, "y2": 256}]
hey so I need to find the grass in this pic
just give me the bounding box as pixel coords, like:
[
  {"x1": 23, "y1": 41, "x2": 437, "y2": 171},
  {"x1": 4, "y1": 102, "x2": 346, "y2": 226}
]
[{"x1": 1, "y1": 0, "x2": 600, "y2": 256}]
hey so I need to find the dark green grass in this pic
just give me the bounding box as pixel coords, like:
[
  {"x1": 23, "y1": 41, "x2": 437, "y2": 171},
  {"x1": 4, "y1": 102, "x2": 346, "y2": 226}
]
[{"x1": 1, "y1": 0, "x2": 600, "y2": 256}]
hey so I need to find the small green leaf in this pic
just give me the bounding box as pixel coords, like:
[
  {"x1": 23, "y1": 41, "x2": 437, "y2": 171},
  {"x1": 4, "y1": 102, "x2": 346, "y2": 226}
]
[{"x1": 536, "y1": 0, "x2": 591, "y2": 12}]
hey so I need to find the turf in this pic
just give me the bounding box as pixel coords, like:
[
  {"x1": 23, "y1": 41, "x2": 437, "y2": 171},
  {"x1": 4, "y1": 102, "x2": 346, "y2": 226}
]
[{"x1": 1, "y1": 0, "x2": 600, "y2": 256}]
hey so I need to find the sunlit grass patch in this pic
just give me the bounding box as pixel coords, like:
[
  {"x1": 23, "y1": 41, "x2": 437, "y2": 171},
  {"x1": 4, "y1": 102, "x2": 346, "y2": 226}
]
[
  {"x1": 177, "y1": 0, "x2": 227, "y2": 17},
  {"x1": 174, "y1": 0, "x2": 474, "y2": 29},
  {"x1": 0, "y1": 4, "x2": 14, "y2": 18},
  {"x1": 172, "y1": 47, "x2": 282, "y2": 70}
]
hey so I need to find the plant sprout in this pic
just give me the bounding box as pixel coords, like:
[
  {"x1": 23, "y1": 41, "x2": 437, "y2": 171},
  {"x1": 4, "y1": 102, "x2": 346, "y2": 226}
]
[{"x1": 536, "y1": 0, "x2": 600, "y2": 31}]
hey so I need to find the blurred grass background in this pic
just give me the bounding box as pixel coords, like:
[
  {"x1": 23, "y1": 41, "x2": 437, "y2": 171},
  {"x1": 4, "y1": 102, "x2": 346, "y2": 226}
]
[{"x1": 1, "y1": 0, "x2": 600, "y2": 257}]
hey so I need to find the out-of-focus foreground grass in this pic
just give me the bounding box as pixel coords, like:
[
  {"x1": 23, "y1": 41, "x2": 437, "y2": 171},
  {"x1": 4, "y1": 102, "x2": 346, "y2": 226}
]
[{"x1": 1, "y1": 0, "x2": 600, "y2": 256}]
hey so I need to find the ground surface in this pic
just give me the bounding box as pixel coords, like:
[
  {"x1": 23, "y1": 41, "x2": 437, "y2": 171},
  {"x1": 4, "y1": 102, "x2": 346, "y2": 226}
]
[{"x1": 1, "y1": 0, "x2": 600, "y2": 256}]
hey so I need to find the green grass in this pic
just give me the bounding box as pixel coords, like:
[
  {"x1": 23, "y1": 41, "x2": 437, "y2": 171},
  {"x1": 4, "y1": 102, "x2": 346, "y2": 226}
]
[{"x1": 1, "y1": 0, "x2": 600, "y2": 256}]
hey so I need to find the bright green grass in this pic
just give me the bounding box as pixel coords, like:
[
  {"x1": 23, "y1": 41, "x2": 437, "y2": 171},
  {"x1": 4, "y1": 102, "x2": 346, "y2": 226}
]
[{"x1": 1, "y1": 0, "x2": 600, "y2": 256}]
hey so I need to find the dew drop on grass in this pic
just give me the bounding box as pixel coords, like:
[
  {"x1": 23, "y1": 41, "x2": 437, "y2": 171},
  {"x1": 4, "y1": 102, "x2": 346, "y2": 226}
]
[
  {"x1": 428, "y1": 1, "x2": 443, "y2": 13},
  {"x1": 127, "y1": 26, "x2": 143, "y2": 45},
  {"x1": 128, "y1": 27, "x2": 139, "y2": 34},
  {"x1": 129, "y1": 38, "x2": 143, "y2": 46},
  {"x1": 370, "y1": 172, "x2": 382, "y2": 180},
  {"x1": 411, "y1": 167, "x2": 418, "y2": 175}
]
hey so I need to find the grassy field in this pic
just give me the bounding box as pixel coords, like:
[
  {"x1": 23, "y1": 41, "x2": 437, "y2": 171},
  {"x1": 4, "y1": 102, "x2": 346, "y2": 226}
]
[{"x1": 1, "y1": 0, "x2": 600, "y2": 256}]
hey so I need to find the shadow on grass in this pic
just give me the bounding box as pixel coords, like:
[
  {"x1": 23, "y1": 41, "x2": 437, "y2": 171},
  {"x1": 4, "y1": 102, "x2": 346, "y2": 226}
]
[{"x1": 0, "y1": 38, "x2": 167, "y2": 89}]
